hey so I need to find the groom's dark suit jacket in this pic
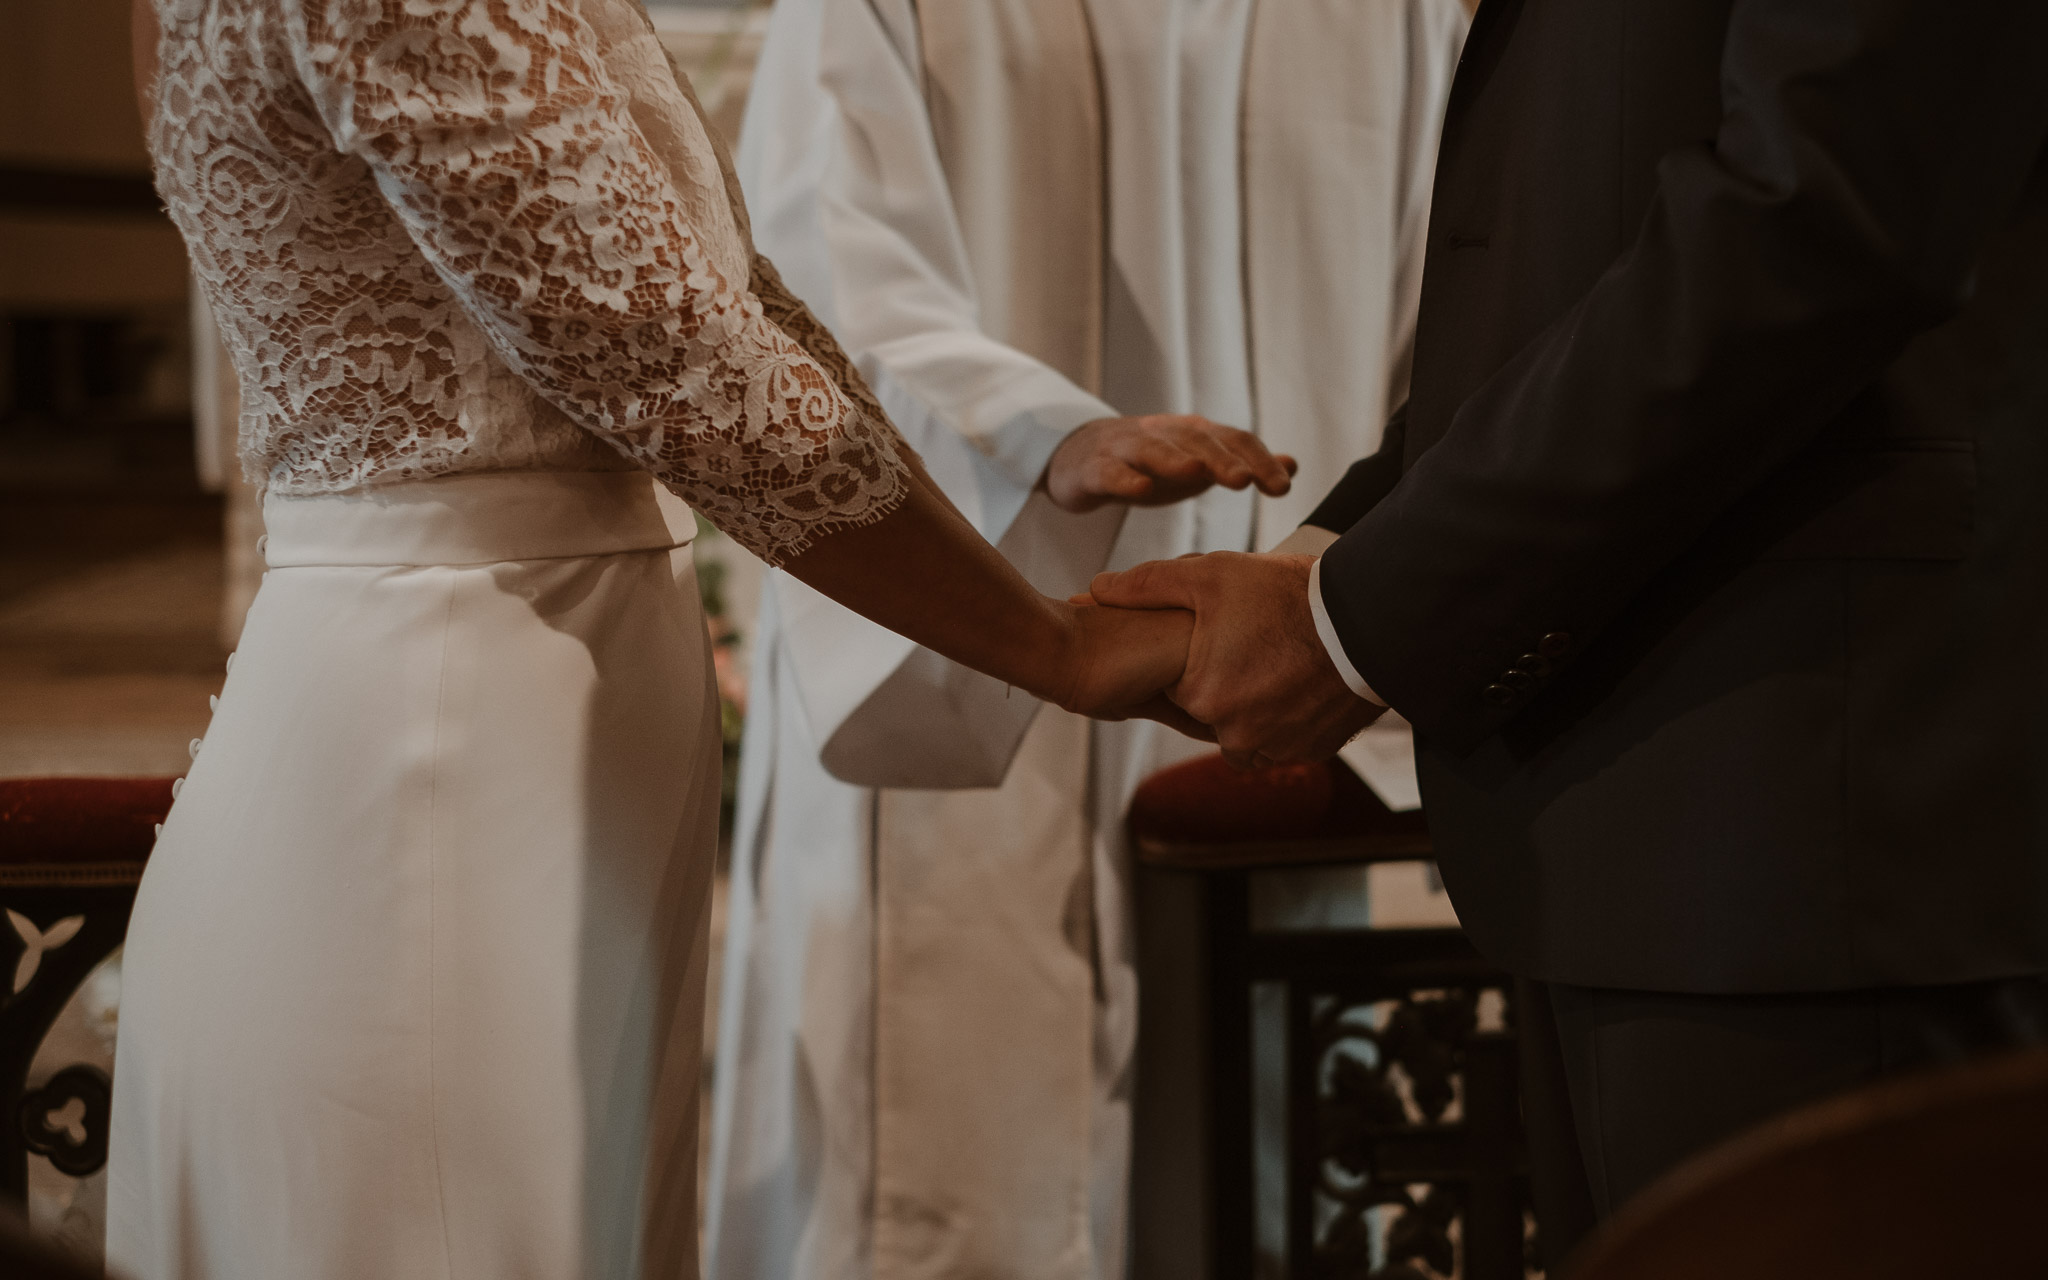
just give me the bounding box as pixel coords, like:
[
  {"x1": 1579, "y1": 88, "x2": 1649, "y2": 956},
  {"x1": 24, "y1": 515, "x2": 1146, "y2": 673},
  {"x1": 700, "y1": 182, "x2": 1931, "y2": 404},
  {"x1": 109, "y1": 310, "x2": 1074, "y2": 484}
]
[{"x1": 1308, "y1": 0, "x2": 2048, "y2": 992}]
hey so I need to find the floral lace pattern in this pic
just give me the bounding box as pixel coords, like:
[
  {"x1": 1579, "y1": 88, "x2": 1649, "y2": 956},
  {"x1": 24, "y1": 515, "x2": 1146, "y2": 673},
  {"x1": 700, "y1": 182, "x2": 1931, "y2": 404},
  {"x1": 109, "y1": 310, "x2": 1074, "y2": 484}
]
[{"x1": 148, "y1": 0, "x2": 907, "y2": 564}]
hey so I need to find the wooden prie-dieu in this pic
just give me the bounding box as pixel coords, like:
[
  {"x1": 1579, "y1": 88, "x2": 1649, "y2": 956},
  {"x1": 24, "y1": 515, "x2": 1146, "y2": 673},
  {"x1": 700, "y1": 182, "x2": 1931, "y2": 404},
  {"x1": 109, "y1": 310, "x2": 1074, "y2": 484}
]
[{"x1": 1130, "y1": 755, "x2": 1540, "y2": 1280}]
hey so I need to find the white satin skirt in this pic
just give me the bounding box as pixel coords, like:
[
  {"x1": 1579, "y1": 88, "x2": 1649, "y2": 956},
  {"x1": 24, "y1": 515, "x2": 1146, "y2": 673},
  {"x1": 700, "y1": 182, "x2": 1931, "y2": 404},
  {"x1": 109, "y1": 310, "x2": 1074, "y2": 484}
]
[{"x1": 107, "y1": 471, "x2": 722, "y2": 1280}]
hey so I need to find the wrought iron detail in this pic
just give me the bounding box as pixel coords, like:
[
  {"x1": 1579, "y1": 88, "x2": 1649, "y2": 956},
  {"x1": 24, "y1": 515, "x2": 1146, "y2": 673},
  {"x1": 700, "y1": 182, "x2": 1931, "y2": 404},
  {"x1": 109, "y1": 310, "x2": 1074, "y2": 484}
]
[
  {"x1": 1301, "y1": 984, "x2": 1531, "y2": 1279},
  {"x1": 0, "y1": 884, "x2": 137, "y2": 1204},
  {"x1": 7, "y1": 910, "x2": 86, "y2": 1001},
  {"x1": 1203, "y1": 868, "x2": 1540, "y2": 1280},
  {"x1": 18, "y1": 1065, "x2": 112, "y2": 1178}
]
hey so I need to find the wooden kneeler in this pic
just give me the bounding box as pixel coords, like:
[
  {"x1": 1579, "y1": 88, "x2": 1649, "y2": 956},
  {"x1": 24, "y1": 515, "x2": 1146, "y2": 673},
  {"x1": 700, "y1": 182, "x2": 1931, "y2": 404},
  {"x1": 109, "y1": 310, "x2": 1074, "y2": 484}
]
[{"x1": 1128, "y1": 754, "x2": 1536, "y2": 1280}]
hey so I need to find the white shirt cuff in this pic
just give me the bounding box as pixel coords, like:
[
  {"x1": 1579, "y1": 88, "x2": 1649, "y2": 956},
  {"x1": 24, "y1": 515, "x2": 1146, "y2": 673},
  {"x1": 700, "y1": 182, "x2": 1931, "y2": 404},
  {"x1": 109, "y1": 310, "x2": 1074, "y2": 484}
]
[{"x1": 1308, "y1": 556, "x2": 1386, "y2": 706}]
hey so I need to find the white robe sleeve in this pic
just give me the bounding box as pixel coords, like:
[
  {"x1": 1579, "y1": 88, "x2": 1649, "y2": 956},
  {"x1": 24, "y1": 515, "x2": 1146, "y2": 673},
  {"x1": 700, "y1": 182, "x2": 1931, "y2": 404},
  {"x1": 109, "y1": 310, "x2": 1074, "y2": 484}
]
[{"x1": 737, "y1": 0, "x2": 1124, "y2": 788}]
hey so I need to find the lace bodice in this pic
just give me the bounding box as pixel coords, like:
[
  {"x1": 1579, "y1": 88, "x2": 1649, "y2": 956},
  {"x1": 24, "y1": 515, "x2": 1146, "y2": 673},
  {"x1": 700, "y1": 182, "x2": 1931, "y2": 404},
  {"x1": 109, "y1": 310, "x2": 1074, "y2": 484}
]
[{"x1": 148, "y1": 0, "x2": 907, "y2": 563}]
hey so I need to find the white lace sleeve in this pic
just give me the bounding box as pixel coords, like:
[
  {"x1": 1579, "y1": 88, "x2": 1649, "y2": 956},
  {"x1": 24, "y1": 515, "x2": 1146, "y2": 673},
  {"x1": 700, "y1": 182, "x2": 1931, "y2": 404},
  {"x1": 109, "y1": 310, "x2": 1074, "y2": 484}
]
[{"x1": 287, "y1": 0, "x2": 908, "y2": 564}]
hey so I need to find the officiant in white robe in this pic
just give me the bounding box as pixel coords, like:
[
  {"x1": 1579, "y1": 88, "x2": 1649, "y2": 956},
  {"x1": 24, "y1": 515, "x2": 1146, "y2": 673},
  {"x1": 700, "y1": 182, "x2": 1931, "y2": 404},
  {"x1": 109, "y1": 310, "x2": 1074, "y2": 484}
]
[{"x1": 704, "y1": 0, "x2": 1467, "y2": 1276}]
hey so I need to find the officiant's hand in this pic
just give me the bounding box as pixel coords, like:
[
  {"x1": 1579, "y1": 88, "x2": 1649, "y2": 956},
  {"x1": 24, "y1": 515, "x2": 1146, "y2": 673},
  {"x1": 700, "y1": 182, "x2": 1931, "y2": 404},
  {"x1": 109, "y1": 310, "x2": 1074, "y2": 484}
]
[
  {"x1": 1087, "y1": 551, "x2": 1382, "y2": 767},
  {"x1": 1045, "y1": 415, "x2": 1296, "y2": 513}
]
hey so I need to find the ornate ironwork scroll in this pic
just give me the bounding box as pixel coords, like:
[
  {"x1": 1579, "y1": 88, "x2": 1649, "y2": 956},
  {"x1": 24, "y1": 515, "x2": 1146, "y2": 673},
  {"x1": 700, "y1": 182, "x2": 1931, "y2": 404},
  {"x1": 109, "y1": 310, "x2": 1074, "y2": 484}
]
[
  {"x1": 1301, "y1": 982, "x2": 1534, "y2": 1279},
  {"x1": 1207, "y1": 870, "x2": 1541, "y2": 1280},
  {"x1": 0, "y1": 880, "x2": 139, "y2": 1205}
]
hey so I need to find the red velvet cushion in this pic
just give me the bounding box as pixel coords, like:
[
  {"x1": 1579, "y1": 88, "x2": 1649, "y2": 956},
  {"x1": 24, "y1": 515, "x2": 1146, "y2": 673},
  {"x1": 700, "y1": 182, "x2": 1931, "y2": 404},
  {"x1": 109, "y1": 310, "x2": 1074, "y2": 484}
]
[
  {"x1": 0, "y1": 778, "x2": 173, "y2": 868},
  {"x1": 1127, "y1": 753, "x2": 1428, "y2": 864}
]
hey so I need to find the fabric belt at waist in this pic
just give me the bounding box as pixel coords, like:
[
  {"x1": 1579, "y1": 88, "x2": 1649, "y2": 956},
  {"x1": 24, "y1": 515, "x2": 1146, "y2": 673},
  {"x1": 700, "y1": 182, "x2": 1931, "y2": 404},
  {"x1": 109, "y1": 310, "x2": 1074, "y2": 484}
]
[{"x1": 261, "y1": 471, "x2": 696, "y2": 568}]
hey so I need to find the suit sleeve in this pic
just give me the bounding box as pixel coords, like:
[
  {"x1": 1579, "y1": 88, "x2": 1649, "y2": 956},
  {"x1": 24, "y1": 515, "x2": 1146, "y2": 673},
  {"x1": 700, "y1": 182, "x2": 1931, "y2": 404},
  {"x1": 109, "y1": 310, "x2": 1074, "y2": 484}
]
[{"x1": 1318, "y1": 0, "x2": 2048, "y2": 749}]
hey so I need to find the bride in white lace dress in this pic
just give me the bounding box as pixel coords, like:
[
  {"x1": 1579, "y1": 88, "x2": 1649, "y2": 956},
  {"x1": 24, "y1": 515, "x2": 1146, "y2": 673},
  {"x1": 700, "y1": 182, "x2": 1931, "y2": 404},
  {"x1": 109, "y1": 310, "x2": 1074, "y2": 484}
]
[{"x1": 111, "y1": 1, "x2": 1210, "y2": 1275}]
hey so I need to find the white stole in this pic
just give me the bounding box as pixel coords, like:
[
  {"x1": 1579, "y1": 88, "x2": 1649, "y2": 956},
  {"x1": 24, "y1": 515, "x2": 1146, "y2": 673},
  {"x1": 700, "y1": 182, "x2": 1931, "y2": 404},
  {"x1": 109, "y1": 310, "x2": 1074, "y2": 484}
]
[
  {"x1": 867, "y1": 7, "x2": 1110, "y2": 1277},
  {"x1": 916, "y1": 0, "x2": 1107, "y2": 396},
  {"x1": 1243, "y1": 0, "x2": 1459, "y2": 541}
]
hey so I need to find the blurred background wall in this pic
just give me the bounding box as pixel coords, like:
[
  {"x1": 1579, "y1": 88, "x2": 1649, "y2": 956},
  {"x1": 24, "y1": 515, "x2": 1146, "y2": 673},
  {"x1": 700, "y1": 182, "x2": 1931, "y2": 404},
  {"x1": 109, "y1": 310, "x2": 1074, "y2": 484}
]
[{"x1": 0, "y1": 0, "x2": 194, "y2": 492}]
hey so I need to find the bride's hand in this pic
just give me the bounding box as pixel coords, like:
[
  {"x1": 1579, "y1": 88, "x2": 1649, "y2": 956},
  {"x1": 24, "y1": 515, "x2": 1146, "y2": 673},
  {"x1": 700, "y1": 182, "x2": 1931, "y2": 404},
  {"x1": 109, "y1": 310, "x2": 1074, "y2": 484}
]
[{"x1": 1049, "y1": 601, "x2": 1212, "y2": 739}]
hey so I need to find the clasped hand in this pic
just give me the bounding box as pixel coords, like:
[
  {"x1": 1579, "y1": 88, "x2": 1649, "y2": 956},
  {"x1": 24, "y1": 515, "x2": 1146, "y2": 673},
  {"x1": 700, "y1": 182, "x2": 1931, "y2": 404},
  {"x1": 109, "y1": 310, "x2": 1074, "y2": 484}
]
[
  {"x1": 1060, "y1": 551, "x2": 1383, "y2": 767},
  {"x1": 1037, "y1": 419, "x2": 1373, "y2": 759}
]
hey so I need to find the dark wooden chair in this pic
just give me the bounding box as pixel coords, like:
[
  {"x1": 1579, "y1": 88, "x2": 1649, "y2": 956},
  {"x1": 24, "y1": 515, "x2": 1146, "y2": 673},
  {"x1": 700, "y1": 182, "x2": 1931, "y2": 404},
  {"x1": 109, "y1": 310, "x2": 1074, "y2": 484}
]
[
  {"x1": 0, "y1": 778, "x2": 167, "y2": 1210},
  {"x1": 1567, "y1": 1045, "x2": 2048, "y2": 1280},
  {"x1": 1130, "y1": 754, "x2": 1537, "y2": 1280}
]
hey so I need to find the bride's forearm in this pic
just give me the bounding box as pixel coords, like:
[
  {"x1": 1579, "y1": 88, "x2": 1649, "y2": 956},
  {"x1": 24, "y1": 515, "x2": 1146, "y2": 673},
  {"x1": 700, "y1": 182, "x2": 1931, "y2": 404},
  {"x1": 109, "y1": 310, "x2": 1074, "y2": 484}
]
[{"x1": 779, "y1": 455, "x2": 1080, "y2": 704}]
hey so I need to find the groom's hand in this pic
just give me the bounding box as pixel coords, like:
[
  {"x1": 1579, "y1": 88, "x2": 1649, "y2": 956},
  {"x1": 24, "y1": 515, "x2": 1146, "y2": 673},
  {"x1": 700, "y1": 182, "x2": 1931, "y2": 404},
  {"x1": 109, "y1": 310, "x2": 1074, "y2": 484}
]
[
  {"x1": 1046, "y1": 415, "x2": 1296, "y2": 513},
  {"x1": 1088, "y1": 552, "x2": 1383, "y2": 767}
]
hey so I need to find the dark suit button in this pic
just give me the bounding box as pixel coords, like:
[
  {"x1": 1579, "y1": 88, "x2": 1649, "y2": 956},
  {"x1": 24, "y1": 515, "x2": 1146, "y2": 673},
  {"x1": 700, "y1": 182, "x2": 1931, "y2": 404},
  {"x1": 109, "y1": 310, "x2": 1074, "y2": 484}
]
[
  {"x1": 1500, "y1": 669, "x2": 1536, "y2": 691},
  {"x1": 1539, "y1": 632, "x2": 1572, "y2": 658},
  {"x1": 1512, "y1": 653, "x2": 1549, "y2": 677},
  {"x1": 1484, "y1": 683, "x2": 1517, "y2": 707}
]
